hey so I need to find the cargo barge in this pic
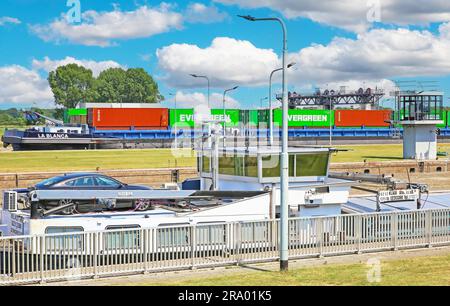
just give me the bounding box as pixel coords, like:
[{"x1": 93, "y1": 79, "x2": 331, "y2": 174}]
[{"x1": 2, "y1": 106, "x2": 449, "y2": 151}]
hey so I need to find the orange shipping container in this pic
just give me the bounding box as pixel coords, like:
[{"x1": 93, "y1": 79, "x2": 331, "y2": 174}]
[
  {"x1": 88, "y1": 108, "x2": 169, "y2": 130},
  {"x1": 334, "y1": 110, "x2": 392, "y2": 127}
]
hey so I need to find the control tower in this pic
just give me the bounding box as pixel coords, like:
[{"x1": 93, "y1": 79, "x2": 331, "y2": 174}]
[{"x1": 395, "y1": 91, "x2": 444, "y2": 160}]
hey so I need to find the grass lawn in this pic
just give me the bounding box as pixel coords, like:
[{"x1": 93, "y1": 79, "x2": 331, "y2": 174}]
[
  {"x1": 0, "y1": 149, "x2": 196, "y2": 173},
  {"x1": 133, "y1": 254, "x2": 450, "y2": 286},
  {"x1": 0, "y1": 143, "x2": 449, "y2": 173},
  {"x1": 330, "y1": 143, "x2": 450, "y2": 163}
]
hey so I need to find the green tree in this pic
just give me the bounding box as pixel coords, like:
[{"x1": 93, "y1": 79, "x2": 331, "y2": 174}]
[
  {"x1": 48, "y1": 64, "x2": 96, "y2": 108},
  {"x1": 94, "y1": 68, "x2": 163, "y2": 103}
]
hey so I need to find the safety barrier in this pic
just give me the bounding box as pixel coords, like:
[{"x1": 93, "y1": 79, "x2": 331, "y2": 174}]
[{"x1": 0, "y1": 209, "x2": 449, "y2": 285}]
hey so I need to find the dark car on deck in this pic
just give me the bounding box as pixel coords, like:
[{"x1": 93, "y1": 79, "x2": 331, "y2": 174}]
[{"x1": 17, "y1": 173, "x2": 153, "y2": 215}]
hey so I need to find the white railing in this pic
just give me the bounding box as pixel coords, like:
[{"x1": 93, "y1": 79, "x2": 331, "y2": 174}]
[{"x1": 0, "y1": 209, "x2": 449, "y2": 285}]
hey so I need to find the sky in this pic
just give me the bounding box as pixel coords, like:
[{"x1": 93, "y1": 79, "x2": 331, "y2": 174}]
[{"x1": 0, "y1": 0, "x2": 450, "y2": 110}]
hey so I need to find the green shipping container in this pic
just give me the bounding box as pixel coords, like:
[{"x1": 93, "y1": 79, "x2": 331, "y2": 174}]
[
  {"x1": 68, "y1": 108, "x2": 87, "y2": 116},
  {"x1": 239, "y1": 110, "x2": 258, "y2": 127},
  {"x1": 169, "y1": 109, "x2": 195, "y2": 128},
  {"x1": 211, "y1": 109, "x2": 240, "y2": 128},
  {"x1": 273, "y1": 109, "x2": 334, "y2": 127}
]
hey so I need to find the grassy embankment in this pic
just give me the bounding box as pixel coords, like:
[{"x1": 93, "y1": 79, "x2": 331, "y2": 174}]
[
  {"x1": 132, "y1": 254, "x2": 450, "y2": 286},
  {"x1": 0, "y1": 143, "x2": 449, "y2": 173}
]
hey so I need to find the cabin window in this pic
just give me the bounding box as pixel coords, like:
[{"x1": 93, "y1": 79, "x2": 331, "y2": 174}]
[
  {"x1": 262, "y1": 154, "x2": 297, "y2": 178},
  {"x1": 244, "y1": 156, "x2": 258, "y2": 177},
  {"x1": 202, "y1": 155, "x2": 211, "y2": 173},
  {"x1": 104, "y1": 225, "x2": 141, "y2": 250},
  {"x1": 45, "y1": 227, "x2": 84, "y2": 252},
  {"x1": 219, "y1": 156, "x2": 235, "y2": 175},
  {"x1": 240, "y1": 222, "x2": 269, "y2": 243},
  {"x1": 218, "y1": 155, "x2": 246, "y2": 176},
  {"x1": 262, "y1": 155, "x2": 280, "y2": 177},
  {"x1": 296, "y1": 153, "x2": 329, "y2": 177},
  {"x1": 196, "y1": 223, "x2": 226, "y2": 245},
  {"x1": 157, "y1": 223, "x2": 190, "y2": 248}
]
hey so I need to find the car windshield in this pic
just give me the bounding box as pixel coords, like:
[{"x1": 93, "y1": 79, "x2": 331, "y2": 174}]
[{"x1": 36, "y1": 176, "x2": 65, "y2": 187}]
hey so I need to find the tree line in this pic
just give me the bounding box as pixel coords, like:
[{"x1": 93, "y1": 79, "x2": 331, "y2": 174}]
[
  {"x1": 48, "y1": 64, "x2": 163, "y2": 109},
  {"x1": 0, "y1": 108, "x2": 63, "y2": 126}
]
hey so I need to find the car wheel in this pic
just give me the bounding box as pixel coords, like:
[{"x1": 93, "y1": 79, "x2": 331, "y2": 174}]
[
  {"x1": 59, "y1": 199, "x2": 77, "y2": 215},
  {"x1": 133, "y1": 199, "x2": 151, "y2": 211}
]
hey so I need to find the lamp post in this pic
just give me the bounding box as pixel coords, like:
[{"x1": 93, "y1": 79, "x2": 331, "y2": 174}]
[
  {"x1": 223, "y1": 86, "x2": 239, "y2": 146},
  {"x1": 260, "y1": 97, "x2": 268, "y2": 108},
  {"x1": 239, "y1": 14, "x2": 290, "y2": 272},
  {"x1": 169, "y1": 93, "x2": 178, "y2": 148},
  {"x1": 329, "y1": 97, "x2": 333, "y2": 147},
  {"x1": 269, "y1": 62, "x2": 296, "y2": 146},
  {"x1": 190, "y1": 74, "x2": 211, "y2": 108}
]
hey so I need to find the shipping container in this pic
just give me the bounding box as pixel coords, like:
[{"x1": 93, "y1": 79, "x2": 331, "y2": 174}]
[
  {"x1": 69, "y1": 115, "x2": 87, "y2": 125},
  {"x1": 210, "y1": 109, "x2": 240, "y2": 128},
  {"x1": 88, "y1": 108, "x2": 169, "y2": 130},
  {"x1": 257, "y1": 110, "x2": 270, "y2": 129},
  {"x1": 334, "y1": 110, "x2": 391, "y2": 127},
  {"x1": 239, "y1": 110, "x2": 259, "y2": 128},
  {"x1": 273, "y1": 109, "x2": 334, "y2": 128},
  {"x1": 68, "y1": 108, "x2": 88, "y2": 116},
  {"x1": 169, "y1": 108, "x2": 195, "y2": 128}
]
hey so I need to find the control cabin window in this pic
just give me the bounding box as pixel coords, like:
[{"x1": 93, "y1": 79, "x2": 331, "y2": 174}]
[
  {"x1": 262, "y1": 153, "x2": 329, "y2": 178},
  {"x1": 218, "y1": 154, "x2": 255, "y2": 177}
]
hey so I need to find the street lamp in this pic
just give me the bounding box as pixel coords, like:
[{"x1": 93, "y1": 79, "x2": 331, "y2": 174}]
[
  {"x1": 239, "y1": 14, "x2": 290, "y2": 271},
  {"x1": 190, "y1": 74, "x2": 211, "y2": 108},
  {"x1": 223, "y1": 86, "x2": 239, "y2": 145},
  {"x1": 269, "y1": 62, "x2": 296, "y2": 146},
  {"x1": 169, "y1": 93, "x2": 178, "y2": 148},
  {"x1": 260, "y1": 97, "x2": 268, "y2": 108}
]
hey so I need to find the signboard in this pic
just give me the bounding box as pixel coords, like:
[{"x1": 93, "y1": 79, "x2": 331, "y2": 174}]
[
  {"x1": 10, "y1": 214, "x2": 25, "y2": 236},
  {"x1": 377, "y1": 189, "x2": 420, "y2": 203},
  {"x1": 273, "y1": 110, "x2": 334, "y2": 127}
]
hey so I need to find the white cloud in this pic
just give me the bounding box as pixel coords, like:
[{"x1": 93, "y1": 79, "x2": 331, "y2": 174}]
[
  {"x1": 0, "y1": 16, "x2": 21, "y2": 26},
  {"x1": 0, "y1": 65, "x2": 52, "y2": 105},
  {"x1": 163, "y1": 91, "x2": 240, "y2": 108},
  {"x1": 30, "y1": 4, "x2": 183, "y2": 47},
  {"x1": 157, "y1": 37, "x2": 279, "y2": 88},
  {"x1": 288, "y1": 24, "x2": 450, "y2": 86},
  {"x1": 217, "y1": 0, "x2": 450, "y2": 33},
  {"x1": 157, "y1": 24, "x2": 450, "y2": 99},
  {"x1": 0, "y1": 57, "x2": 124, "y2": 107},
  {"x1": 32, "y1": 56, "x2": 123, "y2": 77},
  {"x1": 185, "y1": 3, "x2": 228, "y2": 23}
]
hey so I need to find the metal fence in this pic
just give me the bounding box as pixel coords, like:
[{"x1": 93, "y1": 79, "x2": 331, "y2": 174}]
[{"x1": 1, "y1": 209, "x2": 449, "y2": 285}]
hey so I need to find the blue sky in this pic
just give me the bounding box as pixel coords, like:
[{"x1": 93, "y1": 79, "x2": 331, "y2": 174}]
[{"x1": 0, "y1": 0, "x2": 449, "y2": 110}]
